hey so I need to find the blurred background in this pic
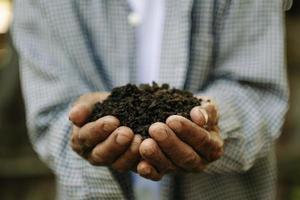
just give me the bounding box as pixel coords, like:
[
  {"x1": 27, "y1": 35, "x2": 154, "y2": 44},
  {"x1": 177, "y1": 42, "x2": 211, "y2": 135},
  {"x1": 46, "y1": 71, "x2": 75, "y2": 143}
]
[
  {"x1": 0, "y1": 0, "x2": 55, "y2": 200},
  {"x1": 0, "y1": 0, "x2": 299, "y2": 199}
]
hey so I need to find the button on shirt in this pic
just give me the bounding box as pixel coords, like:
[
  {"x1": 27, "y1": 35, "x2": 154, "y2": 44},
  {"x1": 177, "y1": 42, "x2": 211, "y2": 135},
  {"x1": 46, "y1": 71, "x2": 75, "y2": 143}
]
[{"x1": 127, "y1": 0, "x2": 165, "y2": 199}]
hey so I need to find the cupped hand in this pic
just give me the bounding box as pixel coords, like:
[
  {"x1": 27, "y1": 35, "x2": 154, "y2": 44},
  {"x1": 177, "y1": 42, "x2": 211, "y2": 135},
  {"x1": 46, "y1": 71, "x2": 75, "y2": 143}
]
[
  {"x1": 69, "y1": 93, "x2": 142, "y2": 172},
  {"x1": 137, "y1": 98, "x2": 224, "y2": 181}
]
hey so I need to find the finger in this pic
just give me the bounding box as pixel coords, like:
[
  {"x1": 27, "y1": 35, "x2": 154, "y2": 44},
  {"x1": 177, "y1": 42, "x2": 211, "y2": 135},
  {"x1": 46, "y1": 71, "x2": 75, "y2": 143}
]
[
  {"x1": 69, "y1": 92, "x2": 109, "y2": 127},
  {"x1": 167, "y1": 115, "x2": 224, "y2": 162},
  {"x1": 140, "y1": 138, "x2": 176, "y2": 174},
  {"x1": 149, "y1": 122, "x2": 205, "y2": 171},
  {"x1": 137, "y1": 160, "x2": 164, "y2": 181},
  {"x1": 190, "y1": 106, "x2": 209, "y2": 127},
  {"x1": 190, "y1": 104, "x2": 219, "y2": 130},
  {"x1": 206, "y1": 128, "x2": 224, "y2": 161},
  {"x1": 78, "y1": 116, "x2": 120, "y2": 148},
  {"x1": 201, "y1": 101, "x2": 219, "y2": 128},
  {"x1": 111, "y1": 134, "x2": 142, "y2": 172},
  {"x1": 70, "y1": 126, "x2": 83, "y2": 154},
  {"x1": 88, "y1": 126, "x2": 134, "y2": 165},
  {"x1": 166, "y1": 115, "x2": 211, "y2": 155}
]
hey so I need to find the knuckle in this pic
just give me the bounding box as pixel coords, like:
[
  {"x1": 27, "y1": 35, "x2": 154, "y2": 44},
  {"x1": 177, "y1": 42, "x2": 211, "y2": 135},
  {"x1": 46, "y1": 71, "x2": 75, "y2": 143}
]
[
  {"x1": 181, "y1": 152, "x2": 198, "y2": 167},
  {"x1": 92, "y1": 150, "x2": 110, "y2": 165},
  {"x1": 140, "y1": 139, "x2": 157, "y2": 157}
]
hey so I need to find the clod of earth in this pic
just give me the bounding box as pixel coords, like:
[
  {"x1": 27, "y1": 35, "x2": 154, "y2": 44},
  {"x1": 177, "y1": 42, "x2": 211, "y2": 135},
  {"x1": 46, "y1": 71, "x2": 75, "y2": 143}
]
[{"x1": 89, "y1": 82, "x2": 203, "y2": 139}]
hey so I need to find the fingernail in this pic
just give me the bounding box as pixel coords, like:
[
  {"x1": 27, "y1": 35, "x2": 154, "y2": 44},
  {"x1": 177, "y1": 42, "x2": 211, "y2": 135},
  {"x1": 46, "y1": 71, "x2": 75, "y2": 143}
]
[
  {"x1": 168, "y1": 120, "x2": 181, "y2": 131},
  {"x1": 198, "y1": 108, "x2": 208, "y2": 124},
  {"x1": 116, "y1": 131, "x2": 131, "y2": 145},
  {"x1": 102, "y1": 122, "x2": 112, "y2": 133},
  {"x1": 152, "y1": 127, "x2": 168, "y2": 141}
]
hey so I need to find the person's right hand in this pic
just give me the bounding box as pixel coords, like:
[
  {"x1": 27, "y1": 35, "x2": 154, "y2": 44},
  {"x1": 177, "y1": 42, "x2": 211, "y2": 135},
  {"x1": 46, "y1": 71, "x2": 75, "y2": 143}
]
[{"x1": 69, "y1": 92, "x2": 142, "y2": 172}]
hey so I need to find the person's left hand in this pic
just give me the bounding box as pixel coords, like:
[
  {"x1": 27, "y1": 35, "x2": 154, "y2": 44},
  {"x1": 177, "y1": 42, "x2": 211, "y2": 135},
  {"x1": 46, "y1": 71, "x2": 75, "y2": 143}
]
[{"x1": 137, "y1": 98, "x2": 224, "y2": 181}]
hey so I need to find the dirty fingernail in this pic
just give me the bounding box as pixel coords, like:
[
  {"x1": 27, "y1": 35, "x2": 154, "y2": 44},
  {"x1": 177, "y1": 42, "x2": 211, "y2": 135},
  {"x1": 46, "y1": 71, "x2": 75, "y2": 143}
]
[
  {"x1": 116, "y1": 131, "x2": 132, "y2": 145},
  {"x1": 152, "y1": 127, "x2": 168, "y2": 141},
  {"x1": 168, "y1": 119, "x2": 182, "y2": 132},
  {"x1": 102, "y1": 122, "x2": 113, "y2": 133},
  {"x1": 198, "y1": 108, "x2": 208, "y2": 124}
]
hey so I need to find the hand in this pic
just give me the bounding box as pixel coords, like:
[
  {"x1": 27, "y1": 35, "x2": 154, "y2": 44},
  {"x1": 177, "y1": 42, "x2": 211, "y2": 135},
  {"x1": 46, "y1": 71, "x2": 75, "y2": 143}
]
[
  {"x1": 69, "y1": 92, "x2": 142, "y2": 172},
  {"x1": 137, "y1": 98, "x2": 224, "y2": 181}
]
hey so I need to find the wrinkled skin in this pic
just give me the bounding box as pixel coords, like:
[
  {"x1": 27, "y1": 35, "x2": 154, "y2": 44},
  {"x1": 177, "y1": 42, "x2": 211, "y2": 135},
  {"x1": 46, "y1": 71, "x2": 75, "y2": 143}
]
[{"x1": 69, "y1": 93, "x2": 224, "y2": 180}]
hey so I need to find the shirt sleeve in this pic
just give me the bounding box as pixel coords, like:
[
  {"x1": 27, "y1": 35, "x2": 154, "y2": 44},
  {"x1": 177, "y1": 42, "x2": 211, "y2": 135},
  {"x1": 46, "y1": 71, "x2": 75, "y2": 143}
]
[
  {"x1": 201, "y1": 0, "x2": 289, "y2": 174},
  {"x1": 12, "y1": 1, "x2": 124, "y2": 199}
]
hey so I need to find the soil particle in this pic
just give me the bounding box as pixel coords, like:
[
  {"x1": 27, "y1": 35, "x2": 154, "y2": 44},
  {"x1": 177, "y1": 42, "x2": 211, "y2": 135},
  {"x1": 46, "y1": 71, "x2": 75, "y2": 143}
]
[{"x1": 89, "y1": 82, "x2": 202, "y2": 138}]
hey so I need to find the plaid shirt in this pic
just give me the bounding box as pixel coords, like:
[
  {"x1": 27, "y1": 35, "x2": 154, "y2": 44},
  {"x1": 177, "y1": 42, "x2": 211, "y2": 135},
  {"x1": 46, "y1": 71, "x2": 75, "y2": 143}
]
[{"x1": 12, "y1": 0, "x2": 291, "y2": 199}]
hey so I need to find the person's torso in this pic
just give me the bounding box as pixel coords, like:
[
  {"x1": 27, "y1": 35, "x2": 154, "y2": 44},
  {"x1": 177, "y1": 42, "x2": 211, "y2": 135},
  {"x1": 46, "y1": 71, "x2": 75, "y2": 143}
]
[{"x1": 42, "y1": 1, "x2": 277, "y2": 199}]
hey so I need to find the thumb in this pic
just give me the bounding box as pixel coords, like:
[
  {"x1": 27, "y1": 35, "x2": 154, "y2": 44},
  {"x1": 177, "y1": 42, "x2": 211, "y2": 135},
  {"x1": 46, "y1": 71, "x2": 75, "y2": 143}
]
[
  {"x1": 190, "y1": 106, "x2": 209, "y2": 127},
  {"x1": 69, "y1": 92, "x2": 109, "y2": 127}
]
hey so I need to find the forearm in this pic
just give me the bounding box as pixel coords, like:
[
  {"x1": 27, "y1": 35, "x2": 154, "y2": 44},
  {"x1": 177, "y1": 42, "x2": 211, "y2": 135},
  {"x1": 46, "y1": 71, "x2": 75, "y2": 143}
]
[
  {"x1": 193, "y1": 0, "x2": 289, "y2": 174},
  {"x1": 19, "y1": 59, "x2": 123, "y2": 198},
  {"x1": 12, "y1": 1, "x2": 124, "y2": 198}
]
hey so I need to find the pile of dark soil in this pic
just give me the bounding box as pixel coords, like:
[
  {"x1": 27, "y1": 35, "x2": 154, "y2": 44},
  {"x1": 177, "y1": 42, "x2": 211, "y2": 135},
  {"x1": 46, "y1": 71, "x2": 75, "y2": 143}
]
[{"x1": 89, "y1": 82, "x2": 202, "y2": 138}]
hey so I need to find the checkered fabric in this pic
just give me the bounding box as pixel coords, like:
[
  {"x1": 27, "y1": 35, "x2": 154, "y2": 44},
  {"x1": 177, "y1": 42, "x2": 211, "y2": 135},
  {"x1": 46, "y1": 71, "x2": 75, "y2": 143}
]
[{"x1": 12, "y1": 0, "x2": 290, "y2": 199}]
